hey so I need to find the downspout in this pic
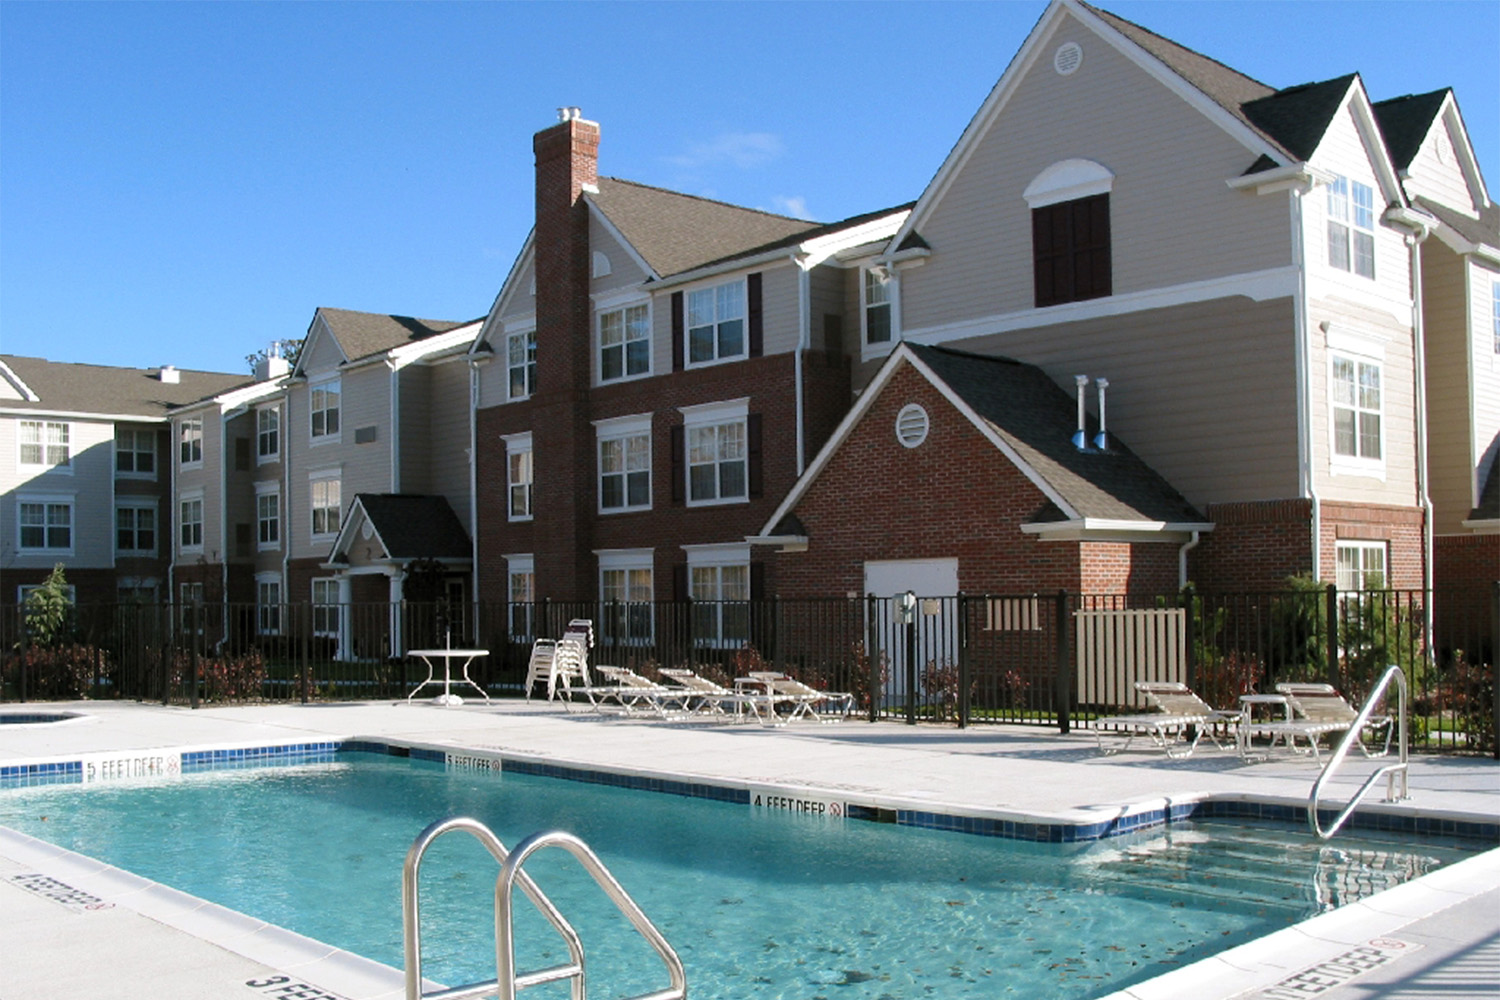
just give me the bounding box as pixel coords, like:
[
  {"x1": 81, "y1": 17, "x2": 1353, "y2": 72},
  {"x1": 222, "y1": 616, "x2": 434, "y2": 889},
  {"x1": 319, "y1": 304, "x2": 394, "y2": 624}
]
[
  {"x1": 468, "y1": 360, "x2": 480, "y2": 605},
  {"x1": 1177, "y1": 530, "x2": 1201, "y2": 590},
  {"x1": 1291, "y1": 185, "x2": 1323, "y2": 580},
  {"x1": 167, "y1": 419, "x2": 176, "y2": 602},
  {"x1": 389, "y1": 364, "x2": 401, "y2": 490},
  {"x1": 281, "y1": 394, "x2": 292, "y2": 623},
  {"x1": 219, "y1": 408, "x2": 230, "y2": 646},
  {"x1": 794, "y1": 255, "x2": 811, "y2": 473},
  {"x1": 1406, "y1": 225, "x2": 1434, "y2": 603}
]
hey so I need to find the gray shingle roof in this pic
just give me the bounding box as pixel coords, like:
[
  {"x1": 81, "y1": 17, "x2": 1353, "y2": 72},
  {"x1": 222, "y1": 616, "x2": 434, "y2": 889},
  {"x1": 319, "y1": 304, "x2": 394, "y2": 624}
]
[
  {"x1": 317, "y1": 307, "x2": 475, "y2": 365},
  {"x1": 0, "y1": 355, "x2": 249, "y2": 418},
  {"x1": 1415, "y1": 196, "x2": 1500, "y2": 248},
  {"x1": 590, "y1": 178, "x2": 821, "y2": 279},
  {"x1": 906, "y1": 344, "x2": 1206, "y2": 525},
  {"x1": 352, "y1": 494, "x2": 471, "y2": 560},
  {"x1": 1241, "y1": 75, "x2": 1358, "y2": 162},
  {"x1": 1373, "y1": 89, "x2": 1450, "y2": 171}
]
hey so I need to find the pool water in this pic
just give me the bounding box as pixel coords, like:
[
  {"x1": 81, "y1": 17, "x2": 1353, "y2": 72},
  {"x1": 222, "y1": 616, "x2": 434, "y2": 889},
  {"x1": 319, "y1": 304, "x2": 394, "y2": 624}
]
[{"x1": 0, "y1": 753, "x2": 1475, "y2": 999}]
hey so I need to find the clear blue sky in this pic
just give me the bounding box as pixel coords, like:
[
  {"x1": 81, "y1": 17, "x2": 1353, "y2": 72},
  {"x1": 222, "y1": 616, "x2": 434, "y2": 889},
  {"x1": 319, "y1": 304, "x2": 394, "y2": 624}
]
[{"x1": 3, "y1": 1, "x2": 1495, "y2": 377}]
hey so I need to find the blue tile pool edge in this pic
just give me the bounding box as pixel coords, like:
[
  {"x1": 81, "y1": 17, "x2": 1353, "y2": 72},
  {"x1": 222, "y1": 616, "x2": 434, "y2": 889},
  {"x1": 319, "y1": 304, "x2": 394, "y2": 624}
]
[{"x1": 8, "y1": 736, "x2": 1492, "y2": 845}]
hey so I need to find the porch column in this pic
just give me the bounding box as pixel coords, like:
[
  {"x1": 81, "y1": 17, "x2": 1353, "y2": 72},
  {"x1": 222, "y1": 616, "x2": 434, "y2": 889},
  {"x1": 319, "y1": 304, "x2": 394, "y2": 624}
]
[
  {"x1": 336, "y1": 575, "x2": 353, "y2": 661},
  {"x1": 388, "y1": 570, "x2": 406, "y2": 657}
]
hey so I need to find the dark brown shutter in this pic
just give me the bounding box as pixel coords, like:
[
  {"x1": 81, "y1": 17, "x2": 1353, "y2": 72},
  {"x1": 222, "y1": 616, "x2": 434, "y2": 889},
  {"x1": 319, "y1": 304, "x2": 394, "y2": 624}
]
[
  {"x1": 747, "y1": 272, "x2": 763, "y2": 357},
  {"x1": 746, "y1": 413, "x2": 763, "y2": 498},
  {"x1": 1032, "y1": 194, "x2": 1110, "y2": 307},
  {"x1": 670, "y1": 425, "x2": 685, "y2": 504},
  {"x1": 749, "y1": 561, "x2": 765, "y2": 600},
  {"x1": 672, "y1": 563, "x2": 688, "y2": 602},
  {"x1": 671, "y1": 291, "x2": 685, "y2": 371}
]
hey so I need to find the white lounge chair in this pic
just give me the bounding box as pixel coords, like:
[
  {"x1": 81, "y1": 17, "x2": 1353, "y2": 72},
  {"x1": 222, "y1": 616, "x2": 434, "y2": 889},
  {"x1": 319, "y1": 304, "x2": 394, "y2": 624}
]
[
  {"x1": 1260, "y1": 682, "x2": 1393, "y2": 759},
  {"x1": 658, "y1": 668, "x2": 783, "y2": 726},
  {"x1": 1093, "y1": 681, "x2": 1237, "y2": 758},
  {"x1": 746, "y1": 671, "x2": 854, "y2": 723},
  {"x1": 523, "y1": 636, "x2": 590, "y2": 701},
  {"x1": 564, "y1": 665, "x2": 690, "y2": 718}
]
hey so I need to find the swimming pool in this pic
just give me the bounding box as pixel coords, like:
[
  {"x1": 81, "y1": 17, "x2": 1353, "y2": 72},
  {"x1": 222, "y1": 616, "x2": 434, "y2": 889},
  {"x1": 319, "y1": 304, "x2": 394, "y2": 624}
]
[{"x1": 0, "y1": 748, "x2": 1479, "y2": 999}]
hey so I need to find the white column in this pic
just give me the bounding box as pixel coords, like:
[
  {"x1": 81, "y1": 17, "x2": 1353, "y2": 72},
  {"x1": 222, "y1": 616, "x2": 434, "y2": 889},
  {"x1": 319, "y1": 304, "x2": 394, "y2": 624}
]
[
  {"x1": 388, "y1": 570, "x2": 405, "y2": 657},
  {"x1": 336, "y1": 575, "x2": 353, "y2": 661}
]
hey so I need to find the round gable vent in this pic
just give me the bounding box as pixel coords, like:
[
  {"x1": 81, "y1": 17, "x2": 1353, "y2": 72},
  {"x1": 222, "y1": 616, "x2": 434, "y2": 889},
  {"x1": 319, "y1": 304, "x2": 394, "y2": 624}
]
[
  {"x1": 895, "y1": 403, "x2": 930, "y2": 448},
  {"x1": 1054, "y1": 41, "x2": 1083, "y2": 76}
]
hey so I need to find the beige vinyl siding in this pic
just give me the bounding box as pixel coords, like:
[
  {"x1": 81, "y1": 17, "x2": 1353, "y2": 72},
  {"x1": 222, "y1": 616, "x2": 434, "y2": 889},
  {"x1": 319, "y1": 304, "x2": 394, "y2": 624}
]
[
  {"x1": 0, "y1": 379, "x2": 23, "y2": 401},
  {"x1": 175, "y1": 411, "x2": 222, "y2": 562},
  {"x1": 937, "y1": 296, "x2": 1301, "y2": 506},
  {"x1": 474, "y1": 355, "x2": 513, "y2": 411},
  {"x1": 645, "y1": 263, "x2": 801, "y2": 373},
  {"x1": 901, "y1": 13, "x2": 1290, "y2": 335},
  {"x1": 1422, "y1": 245, "x2": 1474, "y2": 532},
  {"x1": 426, "y1": 359, "x2": 473, "y2": 528},
  {"x1": 498, "y1": 257, "x2": 537, "y2": 327},
  {"x1": 300, "y1": 317, "x2": 345, "y2": 375},
  {"x1": 3, "y1": 416, "x2": 117, "y2": 570},
  {"x1": 1404, "y1": 118, "x2": 1479, "y2": 215},
  {"x1": 1308, "y1": 294, "x2": 1418, "y2": 507},
  {"x1": 1306, "y1": 103, "x2": 1412, "y2": 302},
  {"x1": 589, "y1": 215, "x2": 649, "y2": 291},
  {"x1": 807, "y1": 264, "x2": 846, "y2": 356},
  {"x1": 1468, "y1": 259, "x2": 1500, "y2": 515}
]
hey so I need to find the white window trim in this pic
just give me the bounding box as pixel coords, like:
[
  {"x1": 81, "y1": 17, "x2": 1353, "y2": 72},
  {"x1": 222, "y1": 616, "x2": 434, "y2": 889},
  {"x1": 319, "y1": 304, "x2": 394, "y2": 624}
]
[
  {"x1": 17, "y1": 493, "x2": 75, "y2": 556},
  {"x1": 309, "y1": 376, "x2": 342, "y2": 446},
  {"x1": 255, "y1": 482, "x2": 281, "y2": 551},
  {"x1": 684, "y1": 543, "x2": 751, "y2": 649},
  {"x1": 178, "y1": 489, "x2": 205, "y2": 555},
  {"x1": 17, "y1": 419, "x2": 73, "y2": 475},
  {"x1": 506, "y1": 553, "x2": 535, "y2": 640},
  {"x1": 1335, "y1": 539, "x2": 1387, "y2": 592},
  {"x1": 114, "y1": 497, "x2": 158, "y2": 557},
  {"x1": 596, "y1": 548, "x2": 655, "y2": 645},
  {"x1": 501, "y1": 431, "x2": 533, "y2": 523},
  {"x1": 1491, "y1": 280, "x2": 1500, "y2": 356},
  {"x1": 309, "y1": 472, "x2": 341, "y2": 542},
  {"x1": 683, "y1": 277, "x2": 748, "y2": 370},
  {"x1": 179, "y1": 417, "x2": 204, "y2": 469},
  {"x1": 1323, "y1": 173, "x2": 1378, "y2": 282},
  {"x1": 255, "y1": 572, "x2": 283, "y2": 635},
  {"x1": 860, "y1": 265, "x2": 899, "y2": 360},
  {"x1": 596, "y1": 297, "x2": 653, "y2": 384},
  {"x1": 1327, "y1": 344, "x2": 1386, "y2": 481},
  {"x1": 505, "y1": 326, "x2": 537, "y2": 402},
  {"x1": 311, "y1": 578, "x2": 340, "y2": 637},
  {"x1": 1022, "y1": 158, "x2": 1114, "y2": 209},
  {"x1": 115, "y1": 427, "x2": 157, "y2": 481},
  {"x1": 595, "y1": 413, "x2": 653, "y2": 515},
  {"x1": 256, "y1": 405, "x2": 281, "y2": 464},
  {"x1": 680, "y1": 398, "x2": 750, "y2": 508}
]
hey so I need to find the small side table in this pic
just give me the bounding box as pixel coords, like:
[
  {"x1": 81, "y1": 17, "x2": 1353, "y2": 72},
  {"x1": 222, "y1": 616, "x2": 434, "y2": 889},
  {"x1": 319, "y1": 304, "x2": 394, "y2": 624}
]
[{"x1": 1237, "y1": 693, "x2": 1291, "y2": 758}]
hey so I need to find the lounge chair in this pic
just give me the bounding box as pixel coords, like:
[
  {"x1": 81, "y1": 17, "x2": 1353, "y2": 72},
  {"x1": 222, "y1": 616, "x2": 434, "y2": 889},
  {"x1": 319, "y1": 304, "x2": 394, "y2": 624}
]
[
  {"x1": 746, "y1": 671, "x2": 855, "y2": 723},
  {"x1": 658, "y1": 668, "x2": 783, "y2": 726},
  {"x1": 563, "y1": 665, "x2": 690, "y2": 718},
  {"x1": 1093, "y1": 681, "x2": 1237, "y2": 758},
  {"x1": 1265, "y1": 682, "x2": 1393, "y2": 759}
]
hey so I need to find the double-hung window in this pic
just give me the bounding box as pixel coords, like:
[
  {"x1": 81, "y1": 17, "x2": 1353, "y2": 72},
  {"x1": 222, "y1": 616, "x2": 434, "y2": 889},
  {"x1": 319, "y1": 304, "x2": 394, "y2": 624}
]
[
  {"x1": 502, "y1": 433, "x2": 532, "y2": 521},
  {"x1": 596, "y1": 414, "x2": 651, "y2": 513},
  {"x1": 1491, "y1": 280, "x2": 1499, "y2": 354},
  {"x1": 687, "y1": 280, "x2": 745, "y2": 365},
  {"x1": 256, "y1": 576, "x2": 282, "y2": 635},
  {"x1": 598, "y1": 549, "x2": 654, "y2": 644},
  {"x1": 310, "y1": 380, "x2": 340, "y2": 442},
  {"x1": 599, "y1": 303, "x2": 650, "y2": 381},
  {"x1": 507, "y1": 330, "x2": 537, "y2": 400},
  {"x1": 179, "y1": 494, "x2": 204, "y2": 551},
  {"x1": 681, "y1": 399, "x2": 749, "y2": 506},
  {"x1": 310, "y1": 475, "x2": 341, "y2": 539},
  {"x1": 256, "y1": 485, "x2": 280, "y2": 549},
  {"x1": 686, "y1": 545, "x2": 751, "y2": 647},
  {"x1": 18, "y1": 497, "x2": 72, "y2": 552},
  {"x1": 116, "y1": 428, "x2": 155, "y2": 478},
  {"x1": 863, "y1": 267, "x2": 893, "y2": 346},
  {"x1": 312, "y1": 579, "x2": 340, "y2": 637},
  {"x1": 1331, "y1": 352, "x2": 1382, "y2": 465},
  {"x1": 116, "y1": 503, "x2": 156, "y2": 556},
  {"x1": 20, "y1": 420, "x2": 71, "y2": 470},
  {"x1": 180, "y1": 418, "x2": 203, "y2": 466},
  {"x1": 1336, "y1": 541, "x2": 1386, "y2": 592},
  {"x1": 257, "y1": 406, "x2": 280, "y2": 461},
  {"x1": 507, "y1": 554, "x2": 534, "y2": 640},
  {"x1": 1327, "y1": 175, "x2": 1376, "y2": 279}
]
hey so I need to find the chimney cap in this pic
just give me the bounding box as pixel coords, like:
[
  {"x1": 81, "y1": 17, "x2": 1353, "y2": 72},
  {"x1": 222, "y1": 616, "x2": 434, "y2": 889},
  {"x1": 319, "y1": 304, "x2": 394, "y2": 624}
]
[
  {"x1": 557, "y1": 106, "x2": 583, "y2": 123},
  {"x1": 158, "y1": 365, "x2": 180, "y2": 384}
]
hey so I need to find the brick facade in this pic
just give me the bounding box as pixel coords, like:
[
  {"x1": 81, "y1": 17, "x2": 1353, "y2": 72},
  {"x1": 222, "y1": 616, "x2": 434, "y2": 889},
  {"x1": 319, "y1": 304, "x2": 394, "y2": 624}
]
[{"x1": 1190, "y1": 500, "x2": 1314, "y2": 592}]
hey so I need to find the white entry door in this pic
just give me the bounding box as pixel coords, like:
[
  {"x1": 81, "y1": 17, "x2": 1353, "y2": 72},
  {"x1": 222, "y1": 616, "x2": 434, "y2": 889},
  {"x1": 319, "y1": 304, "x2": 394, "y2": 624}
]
[{"x1": 863, "y1": 558, "x2": 959, "y2": 705}]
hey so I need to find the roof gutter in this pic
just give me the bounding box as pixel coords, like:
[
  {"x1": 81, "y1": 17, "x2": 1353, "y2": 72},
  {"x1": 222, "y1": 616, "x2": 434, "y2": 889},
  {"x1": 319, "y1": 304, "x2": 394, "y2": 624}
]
[{"x1": 1019, "y1": 519, "x2": 1216, "y2": 541}]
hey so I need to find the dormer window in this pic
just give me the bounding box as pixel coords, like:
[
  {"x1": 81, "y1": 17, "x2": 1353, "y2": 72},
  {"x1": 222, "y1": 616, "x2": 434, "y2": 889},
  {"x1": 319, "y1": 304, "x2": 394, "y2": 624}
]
[{"x1": 1327, "y1": 175, "x2": 1375, "y2": 279}]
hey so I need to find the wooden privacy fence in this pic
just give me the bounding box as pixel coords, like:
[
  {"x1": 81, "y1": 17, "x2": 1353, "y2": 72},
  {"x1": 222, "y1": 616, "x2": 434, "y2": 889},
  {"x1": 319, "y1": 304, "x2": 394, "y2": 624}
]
[{"x1": 1074, "y1": 607, "x2": 1187, "y2": 710}]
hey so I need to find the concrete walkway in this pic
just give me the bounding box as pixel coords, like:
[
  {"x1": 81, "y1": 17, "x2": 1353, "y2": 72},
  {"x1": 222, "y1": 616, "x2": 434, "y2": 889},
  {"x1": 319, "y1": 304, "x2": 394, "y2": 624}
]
[{"x1": 1, "y1": 699, "x2": 1496, "y2": 1000}]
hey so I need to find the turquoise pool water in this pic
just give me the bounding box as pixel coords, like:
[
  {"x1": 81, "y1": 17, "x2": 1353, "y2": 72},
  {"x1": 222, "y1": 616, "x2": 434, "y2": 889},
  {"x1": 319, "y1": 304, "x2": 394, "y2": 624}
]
[{"x1": 0, "y1": 753, "x2": 1476, "y2": 999}]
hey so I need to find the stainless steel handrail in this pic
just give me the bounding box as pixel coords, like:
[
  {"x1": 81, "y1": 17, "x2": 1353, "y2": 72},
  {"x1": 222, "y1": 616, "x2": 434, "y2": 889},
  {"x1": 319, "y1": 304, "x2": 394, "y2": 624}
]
[
  {"x1": 1308, "y1": 664, "x2": 1409, "y2": 840},
  {"x1": 402, "y1": 816, "x2": 584, "y2": 1000},
  {"x1": 496, "y1": 830, "x2": 687, "y2": 1000}
]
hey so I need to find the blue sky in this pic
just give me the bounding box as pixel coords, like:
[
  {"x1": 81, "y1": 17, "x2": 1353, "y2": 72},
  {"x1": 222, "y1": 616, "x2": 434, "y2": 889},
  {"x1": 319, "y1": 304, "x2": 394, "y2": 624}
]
[{"x1": 3, "y1": 1, "x2": 1495, "y2": 377}]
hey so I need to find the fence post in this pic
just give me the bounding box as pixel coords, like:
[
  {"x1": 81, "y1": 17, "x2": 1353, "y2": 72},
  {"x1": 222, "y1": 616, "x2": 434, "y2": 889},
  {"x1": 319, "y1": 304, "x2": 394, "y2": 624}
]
[
  {"x1": 189, "y1": 601, "x2": 201, "y2": 710},
  {"x1": 159, "y1": 606, "x2": 170, "y2": 705},
  {"x1": 300, "y1": 602, "x2": 311, "y2": 704},
  {"x1": 1324, "y1": 584, "x2": 1340, "y2": 686},
  {"x1": 1054, "y1": 590, "x2": 1071, "y2": 734},
  {"x1": 866, "y1": 594, "x2": 879, "y2": 723},
  {"x1": 957, "y1": 593, "x2": 970, "y2": 729},
  {"x1": 1492, "y1": 581, "x2": 1499, "y2": 762}
]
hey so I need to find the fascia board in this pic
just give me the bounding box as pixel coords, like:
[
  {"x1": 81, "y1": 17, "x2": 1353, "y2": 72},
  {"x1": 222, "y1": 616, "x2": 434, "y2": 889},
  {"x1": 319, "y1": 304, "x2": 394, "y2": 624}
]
[
  {"x1": 0, "y1": 406, "x2": 171, "y2": 423},
  {"x1": 797, "y1": 211, "x2": 911, "y2": 268},
  {"x1": 1020, "y1": 519, "x2": 1216, "y2": 541},
  {"x1": 326, "y1": 497, "x2": 393, "y2": 565},
  {"x1": 1439, "y1": 94, "x2": 1492, "y2": 210},
  {"x1": 583, "y1": 195, "x2": 659, "y2": 281},
  {"x1": 291, "y1": 311, "x2": 345, "y2": 380},
  {"x1": 476, "y1": 231, "x2": 536, "y2": 356},
  {"x1": 647, "y1": 250, "x2": 800, "y2": 291},
  {"x1": 388, "y1": 322, "x2": 483, "y2": 372},
  {"x1": 213, "y1": 379, "x2": 287, "y2": 413},
  {"x1": 1428, "y1": 221, "x2": 1500, "y2": 266},
  {"x1": 1343, "y1": 85, "x2": 1408, "y2": 206},
  {"x1": 0, "y1": 359, "x2": 39, "y2": 401},
  {"x1": 1225, "y1": 164, "x2": 1334, "y2": 195},
  {"x1": 1458, "y1": 518, "x2": 1498, "y2": 533}
]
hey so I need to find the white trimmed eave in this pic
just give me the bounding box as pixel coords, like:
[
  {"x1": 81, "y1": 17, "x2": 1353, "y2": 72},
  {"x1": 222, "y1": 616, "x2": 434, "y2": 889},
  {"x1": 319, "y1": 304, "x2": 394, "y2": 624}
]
[
  {"x1": 1225, "y1": 163, "x2": 1334, "y2": 196},
  {"x1": 475, "y1": 231, "x2": 536, "y2": 357},
  {"x1": 1308, "y1": 85, "x2": 1407, "y2": 208},
  {"x1": 1382, "y1": 205, "x2": 1439, "y2": 240},
  {"x1": 744, "y1": 534, "x2": 809, "y2": 553},
  {"x1": 0, "y1": 359, "x2": 39, "y2": 401},
  {"x1": 1020, "y1": 519, "x2": 1217, "y2": 542},
  {"x1": 892, "y1": 0, "x2": 1290, "y2": 252},
  {"x1": 755, "y1": 344, "x2": 1082, "y2": 539},
  {"x1": 795, "y1": 210, "x2": 911, "y2": 269},
  {"x1": 1, "y1": 405, "x2": 171, "y2": 423},
  {"x1": 387, "y1": 322, "x2": 484, "y2": 372},
  {"x1": 326, "y1": 499, "x2": 382, "y2": 565},
  {"x1": 213, "y1": 378, "x2": 287, "y2": 416},
  {"x1": 1459, "y1": 518, "x2": 1499, "y2": 534},
  {"x1": 291, "y1": 311, "x2": 347, "y2": 380},
  {"x1": 582, "y1": 195, "x2": 660, "y2": 281},
  {"x1": 1436, "y1": 93, "x2": 1492, "y2": 209},
  {"x1": 1428, "y1": 220, "x2": 1500, "y2": 266}
]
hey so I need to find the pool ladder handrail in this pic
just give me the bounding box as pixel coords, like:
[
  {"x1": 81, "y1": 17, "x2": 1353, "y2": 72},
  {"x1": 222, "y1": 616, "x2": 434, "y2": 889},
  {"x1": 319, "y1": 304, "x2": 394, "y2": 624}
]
[
  {"x1": 402, "y1": 816, "x2": 686, "y2": 1000},
  {"x1": 1308, "y1": 664, "x2": 1409, "y2": 840}
]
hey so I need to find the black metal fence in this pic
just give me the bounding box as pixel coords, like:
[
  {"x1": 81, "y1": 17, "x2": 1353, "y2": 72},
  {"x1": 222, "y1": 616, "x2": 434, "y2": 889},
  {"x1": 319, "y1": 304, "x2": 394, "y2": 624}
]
[{"x1": 2, "y1": 584, "x2": 1495, "y2": 756}]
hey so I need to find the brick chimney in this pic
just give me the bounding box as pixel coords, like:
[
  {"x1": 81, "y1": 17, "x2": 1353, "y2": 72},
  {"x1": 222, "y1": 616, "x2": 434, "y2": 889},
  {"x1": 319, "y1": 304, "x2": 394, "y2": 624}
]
[{"x1": 531, "y1": 108, "x2": 600, "y2": 600}]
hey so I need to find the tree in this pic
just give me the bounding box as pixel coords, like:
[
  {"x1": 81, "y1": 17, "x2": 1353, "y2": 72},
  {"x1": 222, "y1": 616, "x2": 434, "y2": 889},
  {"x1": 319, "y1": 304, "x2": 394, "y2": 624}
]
[
  {"x1": 245, "y1": 339, "x2": 303, "y2": 376},
  {"x1": 23, "y1": 564, "x2": 74, "y2": 647}
]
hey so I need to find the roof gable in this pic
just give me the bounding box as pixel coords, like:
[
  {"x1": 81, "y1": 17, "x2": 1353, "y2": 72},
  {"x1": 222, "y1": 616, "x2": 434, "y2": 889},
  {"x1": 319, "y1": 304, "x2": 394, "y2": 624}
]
[
  {"x1": 1241, "y1": 75, "x2": 1357, "y2": 162},
  {"x1": 1376, "y1": 89, "x2": 1491, "y2": 214},
  {"x1": 329, "y1": 494, "x2": 472, "y2": 566},
  {"x1": 1374, "y1": 89, "x2": 1450, "y2": 171}
]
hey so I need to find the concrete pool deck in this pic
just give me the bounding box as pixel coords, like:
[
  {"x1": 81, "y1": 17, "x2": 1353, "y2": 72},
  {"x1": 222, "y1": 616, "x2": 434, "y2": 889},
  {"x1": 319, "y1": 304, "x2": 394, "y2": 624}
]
[{"x1": 1, "y1": 698, "x2": 1497, "y2": 999}]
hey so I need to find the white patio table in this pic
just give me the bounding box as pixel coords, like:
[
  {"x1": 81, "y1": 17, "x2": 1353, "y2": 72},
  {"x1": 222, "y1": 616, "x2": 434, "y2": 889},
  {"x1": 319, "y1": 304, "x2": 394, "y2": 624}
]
[{"x1": 406, "y1": 647, "x2": 491, "y2": 706}]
